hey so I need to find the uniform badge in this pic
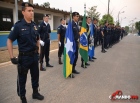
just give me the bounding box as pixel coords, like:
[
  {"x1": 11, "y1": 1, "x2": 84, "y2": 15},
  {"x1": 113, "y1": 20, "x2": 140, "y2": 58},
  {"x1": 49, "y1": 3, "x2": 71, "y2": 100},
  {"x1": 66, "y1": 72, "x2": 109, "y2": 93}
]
[
  {"x1": 34, "y1": 26, "x2": 37, "y2": 30},
  {"x1": 38, "y1": 25, "x2": 40, "y2": 27}
]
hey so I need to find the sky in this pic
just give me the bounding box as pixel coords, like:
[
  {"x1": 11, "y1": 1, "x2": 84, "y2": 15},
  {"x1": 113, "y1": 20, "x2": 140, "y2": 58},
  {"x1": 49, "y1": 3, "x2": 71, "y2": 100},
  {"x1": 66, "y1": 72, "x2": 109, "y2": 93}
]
[{"x1": 24, "y1": 0, "x2": 140, "y2": 27}]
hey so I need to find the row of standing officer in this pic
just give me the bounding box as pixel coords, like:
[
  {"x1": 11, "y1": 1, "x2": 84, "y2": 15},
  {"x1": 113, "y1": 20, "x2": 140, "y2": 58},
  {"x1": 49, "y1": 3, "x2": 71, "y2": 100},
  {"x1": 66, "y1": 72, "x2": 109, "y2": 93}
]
[{"x1": 101, "y1": 22, "x2": 126, "y2": 53}]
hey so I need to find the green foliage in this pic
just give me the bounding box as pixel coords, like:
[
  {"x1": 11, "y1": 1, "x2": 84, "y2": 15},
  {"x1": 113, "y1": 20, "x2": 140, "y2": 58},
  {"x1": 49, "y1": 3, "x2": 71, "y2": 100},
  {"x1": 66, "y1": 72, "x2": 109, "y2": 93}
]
[
  {"x1": 43, "y1": 2, "x2": 50, "y2": 8},
  {"x1": 99, "y1": 14, "x2": 114, "y2": 25},
  {"x1": 135, "y1": 21, "x2": 140, "y2": 30},
  {"x1": 125, "y1": 26, "x2": 129, "y2": 32},
  {"x1": 86, "y1": 6, "x2": 100, "y2": 20}
]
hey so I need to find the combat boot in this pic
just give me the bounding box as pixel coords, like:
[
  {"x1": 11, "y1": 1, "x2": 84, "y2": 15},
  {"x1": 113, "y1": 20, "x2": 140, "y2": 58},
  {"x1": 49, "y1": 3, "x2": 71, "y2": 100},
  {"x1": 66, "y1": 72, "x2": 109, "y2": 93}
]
[
  {"x1": 32, "y1": 88, "x2": 44, "y2": 100},
  {"x1": 58, "y1": 57, "x2": 63, "y2": 64},
  {"x1": 20, "y1": 96, "x2": 27, "y2": 103}
]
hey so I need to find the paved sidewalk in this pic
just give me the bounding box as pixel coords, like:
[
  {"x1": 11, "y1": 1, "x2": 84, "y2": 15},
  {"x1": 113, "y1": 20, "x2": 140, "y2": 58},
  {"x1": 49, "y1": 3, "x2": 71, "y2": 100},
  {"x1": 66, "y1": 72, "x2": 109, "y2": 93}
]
[{"x1": 0, "y1": 34, "x2": 140, "y2": 103}]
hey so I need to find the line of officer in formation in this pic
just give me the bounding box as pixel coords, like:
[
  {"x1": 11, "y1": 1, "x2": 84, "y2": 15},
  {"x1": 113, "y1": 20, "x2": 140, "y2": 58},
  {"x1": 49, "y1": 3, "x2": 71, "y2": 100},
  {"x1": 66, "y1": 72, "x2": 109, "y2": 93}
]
[{"x1": 7, "y1": 2, "x2": 127, "y2": 103}]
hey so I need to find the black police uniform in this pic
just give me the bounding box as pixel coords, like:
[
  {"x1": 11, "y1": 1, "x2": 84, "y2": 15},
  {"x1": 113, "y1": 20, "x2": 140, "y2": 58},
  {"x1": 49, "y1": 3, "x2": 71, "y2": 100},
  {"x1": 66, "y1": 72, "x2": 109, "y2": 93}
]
[
  {"x1": 38, "y1": 20, "x2": 52, "y2": 67},
  {"x1": 8, "y1": 18, "x2": 41, "y2": 97},
  {"x1": 93, "y1": 24, "x2": 98, "y2": 47},
  {"x1": 57, "y1": 24, "x2": 66, "y2": 61},
  {"x1": 72, "y1": 20, "x2": 80, "y2": 72}
]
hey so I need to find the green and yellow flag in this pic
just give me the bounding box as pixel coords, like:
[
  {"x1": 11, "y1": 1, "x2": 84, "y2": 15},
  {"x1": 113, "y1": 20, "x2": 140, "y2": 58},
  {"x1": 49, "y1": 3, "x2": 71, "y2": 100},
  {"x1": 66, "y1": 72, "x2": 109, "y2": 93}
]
[{"x1": 79, "y1": 14, "x2": 88, "y2": 62}]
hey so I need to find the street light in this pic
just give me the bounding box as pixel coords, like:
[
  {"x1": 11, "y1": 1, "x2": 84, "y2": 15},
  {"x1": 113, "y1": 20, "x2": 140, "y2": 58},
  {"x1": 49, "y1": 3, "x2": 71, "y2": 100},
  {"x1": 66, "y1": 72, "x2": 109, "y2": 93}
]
[
  {"x1": 120, "y1": 17, "x2": 126, "y2": 26},
  {"x1": 117, "y1": 6, "x2": 127, "y2": 25}
]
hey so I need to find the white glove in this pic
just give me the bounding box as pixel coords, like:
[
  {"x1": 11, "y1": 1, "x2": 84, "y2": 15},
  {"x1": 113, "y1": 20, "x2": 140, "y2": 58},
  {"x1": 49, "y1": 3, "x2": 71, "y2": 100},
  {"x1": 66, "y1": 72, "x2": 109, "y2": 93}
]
[
  {"x1": 59, "y1": 41, "x2": 61, "y2": 46},
  {"x1": 40, "y1": 40, "x2": 44, "y2": 46}
]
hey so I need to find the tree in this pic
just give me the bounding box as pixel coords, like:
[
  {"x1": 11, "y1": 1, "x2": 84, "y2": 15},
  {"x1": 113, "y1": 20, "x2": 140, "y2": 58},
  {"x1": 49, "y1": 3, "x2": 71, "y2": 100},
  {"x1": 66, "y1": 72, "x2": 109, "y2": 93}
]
[
  {"x1": 135, "y1": 21, "x2": 140, "y2": 35},
  {"x1": 86, "y1": 6, "x2": 100, "y2": 20},
  {"x1": 43, "y1": 2, "x2": 50, "y2": 8},
  {"x1": 124, "y1": 26, "x2": 129, "y2": 32},
  {"x1": 99, "y1": 14, "x2": 114, "y2": 25},
  {"x1": 135, "y1": 21, "x2": 140, "y2": 30}
]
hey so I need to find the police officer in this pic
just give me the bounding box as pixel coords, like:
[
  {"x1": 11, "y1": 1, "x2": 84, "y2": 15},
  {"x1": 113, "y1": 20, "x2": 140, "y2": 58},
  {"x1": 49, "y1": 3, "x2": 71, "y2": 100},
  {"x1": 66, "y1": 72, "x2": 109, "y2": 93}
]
[
  {"x1": 7, "y1": 2, "x2": 44, "y2": 103},
  {"x1": 57, "y1": 18, "x2": 66, "y2": 64},
  {"x1": 70, "y1": 12, "x2": 80, "y2": 78},
  {"x1": 38, "y1": 14, "x2": 53, "y2": 70},
  {"x1": 92, "y1": 18, "x2": 97, "y2": 59},
  {"x1": 101, "y1": 21, "x2": 108, "y2": 53}
]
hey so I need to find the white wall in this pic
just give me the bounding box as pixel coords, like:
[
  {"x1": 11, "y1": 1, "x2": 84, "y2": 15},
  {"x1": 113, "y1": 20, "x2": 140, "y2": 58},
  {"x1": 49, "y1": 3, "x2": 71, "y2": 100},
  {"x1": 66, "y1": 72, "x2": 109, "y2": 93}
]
[{"x1": 53, "y1": 16, "x2": 63, "y2": 30}]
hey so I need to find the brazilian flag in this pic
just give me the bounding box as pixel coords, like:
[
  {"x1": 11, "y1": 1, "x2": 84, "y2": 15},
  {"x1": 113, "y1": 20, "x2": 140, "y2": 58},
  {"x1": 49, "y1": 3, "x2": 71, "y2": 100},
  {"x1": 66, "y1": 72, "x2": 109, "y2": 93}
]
[{"x1": 79, "y1": 14, "x2": 88, "y2": 62}]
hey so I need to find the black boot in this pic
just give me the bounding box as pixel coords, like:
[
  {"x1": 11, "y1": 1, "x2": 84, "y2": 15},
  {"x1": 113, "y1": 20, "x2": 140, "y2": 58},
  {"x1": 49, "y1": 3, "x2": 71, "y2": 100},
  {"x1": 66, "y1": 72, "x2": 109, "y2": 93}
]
[
  {"x1": 58, "y1": 57, "x2": 63, "y2": 64},
  {"x1": 32, "y1": 88, "x2": 44, "y2": 100},
  {"x1": 20, "y1": 96, "x2": 27, "y2": 103}
]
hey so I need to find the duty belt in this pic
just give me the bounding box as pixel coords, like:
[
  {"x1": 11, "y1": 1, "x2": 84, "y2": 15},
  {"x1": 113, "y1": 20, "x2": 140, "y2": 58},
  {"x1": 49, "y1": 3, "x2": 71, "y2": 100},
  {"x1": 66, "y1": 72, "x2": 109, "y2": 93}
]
[{"x1": 19, "y1": 51, "x2": 37, "y2": 56}]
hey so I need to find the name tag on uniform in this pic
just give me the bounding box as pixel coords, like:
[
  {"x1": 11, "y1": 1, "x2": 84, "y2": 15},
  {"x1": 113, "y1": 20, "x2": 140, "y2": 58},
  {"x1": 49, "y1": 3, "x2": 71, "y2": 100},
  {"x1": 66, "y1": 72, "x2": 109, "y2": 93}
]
[{"x1": 21, "y1": 28, "x2": 27, "y2": 31}]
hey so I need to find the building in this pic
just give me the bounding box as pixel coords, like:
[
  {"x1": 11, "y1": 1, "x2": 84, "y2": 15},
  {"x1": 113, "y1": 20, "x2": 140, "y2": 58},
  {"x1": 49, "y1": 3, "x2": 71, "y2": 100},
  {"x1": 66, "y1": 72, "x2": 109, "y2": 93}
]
[{"x1": 0, "y1": 0, "x2": 71, "y2": 31}]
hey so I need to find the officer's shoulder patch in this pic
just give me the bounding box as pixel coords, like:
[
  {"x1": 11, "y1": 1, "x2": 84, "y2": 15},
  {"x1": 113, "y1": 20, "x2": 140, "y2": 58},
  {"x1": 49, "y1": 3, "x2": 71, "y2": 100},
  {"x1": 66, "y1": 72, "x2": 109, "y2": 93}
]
[
  {"x1": 58, "y1": 27, "x2": 60, "y2": 29},
  {"x1": 11, "y1": 26, "x2": 14, "y2": 31},
  {"x1": 38, "y1": 25, "x2": 40, "y2": 28}
]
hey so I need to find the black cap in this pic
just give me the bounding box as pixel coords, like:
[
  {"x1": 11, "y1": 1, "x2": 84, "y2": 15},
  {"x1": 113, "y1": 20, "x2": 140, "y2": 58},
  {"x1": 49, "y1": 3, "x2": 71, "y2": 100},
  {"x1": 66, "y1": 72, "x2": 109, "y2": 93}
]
[
  {"x1": 43, "y1": 14, "x2": 49, "y2": 17},
  {"x1": 72, "y1": 12, "x2": 79, "y2": 17},
  {"x1": 93, "y1": 17, "x2": 98, "y2": 21},
  {"x1": 60, "y1": 18, "x2": 65, "y2": 21},
  {"x1": 21, "y1": 2, "x2": 34, "y2": 8}
]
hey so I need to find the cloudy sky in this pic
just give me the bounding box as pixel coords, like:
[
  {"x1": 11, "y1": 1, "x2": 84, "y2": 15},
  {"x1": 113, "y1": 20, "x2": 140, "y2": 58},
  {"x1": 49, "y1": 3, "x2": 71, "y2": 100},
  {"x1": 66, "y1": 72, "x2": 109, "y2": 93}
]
[{"x1": 24, "y1": 0, "x2": 140, "y2": 27}]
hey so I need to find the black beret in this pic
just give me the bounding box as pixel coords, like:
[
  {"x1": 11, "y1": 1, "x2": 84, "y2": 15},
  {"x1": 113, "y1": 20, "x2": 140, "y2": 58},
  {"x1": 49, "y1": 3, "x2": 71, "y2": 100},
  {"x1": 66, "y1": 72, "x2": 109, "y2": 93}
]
[
  {"x1": 93, "y1": 17, "x2": 98, "y2": 21},
  {"x1": 60, "y1": 18, "x2": 65, "y2": 21},
  {"x1": 44, "y1": 14, "x2": 49, "y2": 17},
  {"x1": 21, "y1": 2, "x2": 34, "y2": 8},
  {"x1": 72, "y1": 12, "x2": 79, "y2": 17}
]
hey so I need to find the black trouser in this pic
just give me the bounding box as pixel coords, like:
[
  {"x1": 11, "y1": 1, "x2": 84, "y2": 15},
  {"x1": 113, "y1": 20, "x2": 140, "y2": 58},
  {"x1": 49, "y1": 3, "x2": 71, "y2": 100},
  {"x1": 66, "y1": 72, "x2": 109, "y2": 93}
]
[
  {"x1": 73, "y1": 41, "x2": 79, "y2": 70},
  {"x1": 101, "y1": 37, "x2": 105, "y2": 51},
  {"x1": 40, "y1": 39, "x2": 50, "y2": 64},
  {"x1": 17, "y1": 53, "x2": 39, "y2": 97},
  {"x1": 94, "y1": 37, "x2": 97, "y2": 47},
  {"x1": 58, "y1": 41, "x2": 64, "y2": 57}
]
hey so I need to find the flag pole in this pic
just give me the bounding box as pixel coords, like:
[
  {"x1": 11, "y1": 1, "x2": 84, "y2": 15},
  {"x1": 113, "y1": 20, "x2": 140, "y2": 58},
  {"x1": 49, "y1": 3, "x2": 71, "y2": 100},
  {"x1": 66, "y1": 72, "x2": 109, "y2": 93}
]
[
  {"x1": 84, "y1": 3, "x2": 86, "y2": 68},
  {"x1": 70, "y1": 7, "x2": 73, "y2": 78}
]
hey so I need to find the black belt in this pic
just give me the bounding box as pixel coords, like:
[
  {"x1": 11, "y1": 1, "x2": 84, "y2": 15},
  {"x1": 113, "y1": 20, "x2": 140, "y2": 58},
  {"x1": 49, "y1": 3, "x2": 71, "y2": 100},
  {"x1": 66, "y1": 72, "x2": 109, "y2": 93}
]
[{"x1": 19, "y1": 51, "x2": 37, "y2": 56}]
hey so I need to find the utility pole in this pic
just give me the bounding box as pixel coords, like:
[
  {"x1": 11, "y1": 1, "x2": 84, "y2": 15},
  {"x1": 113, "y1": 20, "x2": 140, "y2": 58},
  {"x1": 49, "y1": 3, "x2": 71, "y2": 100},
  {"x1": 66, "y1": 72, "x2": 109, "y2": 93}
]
[{"x1": 107, "y1": 0, "x2": 110, "y2": 22}]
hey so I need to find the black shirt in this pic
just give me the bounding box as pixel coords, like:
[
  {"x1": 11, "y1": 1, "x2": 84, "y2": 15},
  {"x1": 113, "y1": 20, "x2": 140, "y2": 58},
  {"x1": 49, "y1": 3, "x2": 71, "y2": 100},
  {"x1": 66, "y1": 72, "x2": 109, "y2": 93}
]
[
  {"x1": 57, "y1": 25, "x2": 66, "y2": 42},
  {"x1": 72, "y1": 20, "x2": 80, "y2": 41},
  {"x1": 8, "y1": 19, "x2": 39, "y2": 52},
  {"x1": 38, "y1": 21, "x2": 51, "y2": 41}
]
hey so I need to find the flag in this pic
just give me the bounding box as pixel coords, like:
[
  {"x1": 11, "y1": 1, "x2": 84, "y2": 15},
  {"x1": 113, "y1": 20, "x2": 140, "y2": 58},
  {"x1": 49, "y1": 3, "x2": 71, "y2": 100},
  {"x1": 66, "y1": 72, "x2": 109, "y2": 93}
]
[
  {"x1": 79, "y1": 14, "x2": 88, "y2": 62},
  {"x1": 63, "y1": 20, "x2": 76, "y2": 78},
  {"x1": 88, "y1": 23, "x2": 94, "y2": 58}
]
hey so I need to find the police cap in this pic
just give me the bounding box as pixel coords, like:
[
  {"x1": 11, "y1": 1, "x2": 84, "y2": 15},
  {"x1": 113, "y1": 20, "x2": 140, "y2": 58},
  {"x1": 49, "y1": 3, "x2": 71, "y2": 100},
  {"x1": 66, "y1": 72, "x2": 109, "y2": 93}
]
[
  {"x1": 43, "y1": 14, "x2": 49, "y2": 17},
  {"x1": 93, "y1": 17, "x2": 98, "y2": 21},
  {"x1": 72, "y1": 12, "x2": 79, "y2": 17},
  {"x1": 60, "y1": 18, "x2": 65, "y2": 22},
  {"x1": 21, "y1": 2, "x2": 34, "y2": 8}
]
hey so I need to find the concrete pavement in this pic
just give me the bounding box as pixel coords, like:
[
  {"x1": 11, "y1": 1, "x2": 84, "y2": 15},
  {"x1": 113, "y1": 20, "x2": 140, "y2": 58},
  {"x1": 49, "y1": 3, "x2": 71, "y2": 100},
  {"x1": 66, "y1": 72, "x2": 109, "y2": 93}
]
[{"x1": 0, "y1": 34, "x2": 140, "y2": 103}]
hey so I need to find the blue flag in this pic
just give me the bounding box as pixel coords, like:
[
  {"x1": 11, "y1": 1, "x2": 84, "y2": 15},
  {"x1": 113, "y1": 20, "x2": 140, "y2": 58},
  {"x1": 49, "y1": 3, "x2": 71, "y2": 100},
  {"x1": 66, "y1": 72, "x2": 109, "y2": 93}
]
[
  {"x1": 88, "y1": 23, "x2": 94, "y2": 58},
  {"x1": 63, "y1": 19, "x2": 76, "y2": 78}
]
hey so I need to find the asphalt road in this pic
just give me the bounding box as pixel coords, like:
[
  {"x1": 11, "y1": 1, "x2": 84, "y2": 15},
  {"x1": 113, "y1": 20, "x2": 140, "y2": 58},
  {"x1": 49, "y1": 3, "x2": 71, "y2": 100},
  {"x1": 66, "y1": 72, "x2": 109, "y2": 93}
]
[{"x1": 0, "y1": 34, "x2": 140, "y2": 103}]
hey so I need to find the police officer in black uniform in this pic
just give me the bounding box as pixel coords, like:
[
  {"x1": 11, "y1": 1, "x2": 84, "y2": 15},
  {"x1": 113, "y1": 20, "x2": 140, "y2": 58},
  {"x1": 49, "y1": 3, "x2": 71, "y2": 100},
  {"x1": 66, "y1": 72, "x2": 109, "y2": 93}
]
[
  {"x1": 7, "y1": 2, "x2": 44, "y2": 103},
  {"x1": 38, "y1": 14, "x2": 53, "y2": 70},
  {"x1": 101, "y1": 21, "x2": 108, "y2": 53},
  {"x1": 57, "y1": 18, "x2": 66, "y2": 64},
  {"x1": 70, "y1": 12, "x2": 80, "y2": 78},
  {"x1": 92, "y1": 18, "x2": 97, "y2": 59}
]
